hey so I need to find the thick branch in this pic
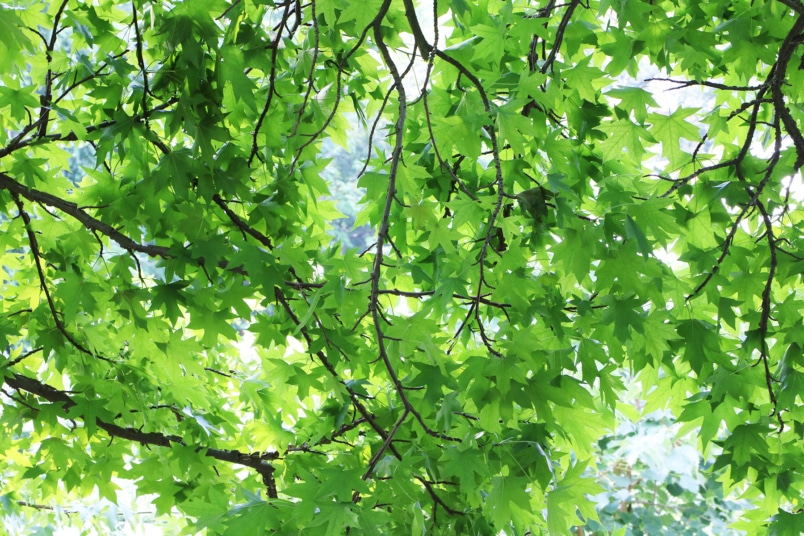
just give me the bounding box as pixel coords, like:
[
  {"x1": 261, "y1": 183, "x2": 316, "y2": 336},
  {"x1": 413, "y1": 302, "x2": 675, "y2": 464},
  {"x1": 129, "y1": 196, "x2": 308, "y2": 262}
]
[
  {"x1": 541, "y1": 0, "x2": 581, "y2": 74},
  {"x1": 401, "y1": 0, "x2": 433, "y2": 59},
  {"x1": 770, "y1": 15, "x2": 804, "y2": 169},
  {"x1": 778, "y1": 0, "x2": 804, "y2": 14}
]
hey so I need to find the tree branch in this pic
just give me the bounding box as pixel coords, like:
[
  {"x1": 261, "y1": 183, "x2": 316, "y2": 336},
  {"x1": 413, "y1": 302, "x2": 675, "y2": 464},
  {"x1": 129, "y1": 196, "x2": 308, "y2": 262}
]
[
  {"x1": 36, "y1": 0, "x2": 70, "y2": 138},
  {"x1": 401, "y1": 0, "x2": 432, "y2": 59},
  {"x1": 11, "y1": 193, "x2": 114, "y2": 363},
  {"x1": 0, "y1": 97, "x2": 179, "y2": 159},
  {"x1": 249, "y1": 1, "x2": 295, "y2": 165},
  {"x1": 769, "y1": 15, "x2": 804, "y2": 169},
  {"x1": 778, "y1": 0, "x2": 804, "y2": 15},
  {"x1": 131, "y1": 1, "x2": 152, "y2": 129},
  {"x1": 0, "y1": 172, "x2": 172, "y2": 259},
  {"x1": 646, "y1": 77, "x2": 765, "y2": 92},
  {"x1": 541, "y1": 0, "x2": 581, "y2": 74},
  {"x1": 4, "y1": 372, "x2": 280, "y2": 497},
  {"x1": 212, "y1": 194, "x2": 274, "y2": 250}
]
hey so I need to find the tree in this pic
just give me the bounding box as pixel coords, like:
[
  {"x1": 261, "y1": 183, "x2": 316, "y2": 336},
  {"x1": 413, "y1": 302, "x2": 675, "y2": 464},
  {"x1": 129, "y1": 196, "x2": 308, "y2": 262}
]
[{"x1": 1, "y1": 0, "x2": 803, "y2": 533}]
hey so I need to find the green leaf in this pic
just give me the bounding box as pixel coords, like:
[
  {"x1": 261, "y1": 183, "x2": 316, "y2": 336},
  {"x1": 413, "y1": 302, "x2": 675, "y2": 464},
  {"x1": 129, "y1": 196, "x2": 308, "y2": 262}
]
[
  {"x1": 547, "y1": 461, "x2": 602, "y2": 535},
  {"x1": 624, "y1": 214, "x2": 651, "y2": 260},
  {"x1": 606, "y1": 87, "x2": 658, "y2": 124},
  {"x1": 648, "y1": 108, "x2": 701, "y2": 168},
  {"x1": 769, "y1": 509, "x2": 804, "y2": 536},
  {"x1": 0, "y1": 9, "x2": 34, "y2": 71},
  {"x1": 677, "y1": 320, "x2": 720, "y2": 376},
  {"x1": 486, "y1": 476, "x2": 532, "y2": 530},
  {"x1": 600, "y1": 119, "x2": 655, "y2": 164},
  {"x1": 601, "y1": 294, "x2": 646, "y2": 343}
]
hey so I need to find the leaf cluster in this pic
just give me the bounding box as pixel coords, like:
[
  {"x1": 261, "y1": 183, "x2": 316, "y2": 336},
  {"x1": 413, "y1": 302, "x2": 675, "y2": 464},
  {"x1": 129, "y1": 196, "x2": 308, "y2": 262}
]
[{"x1": 1, "y1": 0, "x2": 804, "y2": 534}]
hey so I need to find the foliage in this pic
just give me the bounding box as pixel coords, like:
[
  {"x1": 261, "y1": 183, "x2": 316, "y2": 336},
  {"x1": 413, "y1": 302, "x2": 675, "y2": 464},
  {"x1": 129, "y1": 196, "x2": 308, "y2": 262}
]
[{"x1": 1, "y1": 0, "x2": 804, "y2": 534}]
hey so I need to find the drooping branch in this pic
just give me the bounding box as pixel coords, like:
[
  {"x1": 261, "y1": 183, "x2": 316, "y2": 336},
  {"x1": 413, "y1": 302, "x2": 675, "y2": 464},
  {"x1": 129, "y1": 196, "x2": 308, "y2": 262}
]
[
  {"x1": 431, "y1": 50, "x2": 507, "y2": 357},
  {"x1": 371, "y1": 1, "x2": 460, "y2": 463},
  {"x1": 288, "y1": 0, "x2": 320, "y2": 139},
  {"x1": 3, "y1": 372, "x2": 280, "y2": 497},
  {"x1": 249, "y1": 1, "x2": 295, "y2": 165},
  {"x1": 273, "y1": 287, "x2": 405, "y2": 464},
  {"x1": 287, "y1": 11, "x2": 387, "y2": 175},
  {"x1": 416, "y1": 5, "x2": 480, "y2": 210},
  {"x1": 0, "y1": 172, "x2": 172, "y2": 259},
  {"x1": 11, "y1": 192, "x2": 114, "y2": 364},
  {"x1": 658, "y1": 20, "x2": 801, "y2": 433},
  {"x1": 756, "y1": 200, "x2": 782, "y2": 431},
  {"x1": 679, "y1": 16, "x2": 802, "y2": 307},
  {"x1": 361, "y1": 0, "x2": 412, "y2": 480}
]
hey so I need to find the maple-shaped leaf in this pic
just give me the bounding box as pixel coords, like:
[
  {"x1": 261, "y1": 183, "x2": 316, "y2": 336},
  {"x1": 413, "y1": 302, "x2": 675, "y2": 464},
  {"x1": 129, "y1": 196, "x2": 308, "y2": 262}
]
[
  {"x1": 648, "y1": 108, "x2": 702, "y2": 168},
  {"x1": 599, "y1": 119, "x2": 656, "y2": 164}
]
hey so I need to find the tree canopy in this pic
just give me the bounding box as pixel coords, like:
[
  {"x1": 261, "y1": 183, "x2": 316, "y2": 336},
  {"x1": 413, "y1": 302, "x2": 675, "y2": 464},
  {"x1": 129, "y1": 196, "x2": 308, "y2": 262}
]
[{"x1": 1, "y1": 0, "x2": 804, "y2": 533}]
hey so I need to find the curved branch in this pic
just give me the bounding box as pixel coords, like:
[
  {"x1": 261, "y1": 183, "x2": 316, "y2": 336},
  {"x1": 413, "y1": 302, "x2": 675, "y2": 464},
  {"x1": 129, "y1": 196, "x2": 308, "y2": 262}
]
[
  {"x1": 288, "y1": 0, "x2": 320, "y2": 139},
  {"x1": 769, "y1": 15, "x2": 804, "y2": 169},
  {"x1": 541, "y1": 0, "x2": 581, "y2": 74},
  {"x1": 778, "y1": 0, "x2": 804, "y2": 15},
  {"x1": 431, "y1": 51, "x2": 506, "y2": 357},
  {"x1": 0, "y1": 172, "x2": 172, "y2": 259},
  {"x1": 131, "y1": 1, "x2": 152, "y2": 128},
  {"x1": 366, "y1": 0, "x2": 414, "y2": 471},
  {"x1": 11, "y1": 193, "x2": 114, "y2": 363},
  {"x1": 288, "y1": 11, "x2": 389, "y2": 175},
  {"x1": 373, "y1": 3, "x2": 461, "y2": 450},
  {"x1": 36, "y1": 0, "x2": 70, "y2": 138},
  {"x1": 273, "y1": 286, "x2": 409, "y2": 501},
  {"x1": 756, "y1": 200, "x2": 782, "y2": 431},
  {"x1": 248, "y1": 1, "x2": 294, "y2": 165},
  {"x1": 4, "y1": 372, "x2": 279, "y2": 497}
]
